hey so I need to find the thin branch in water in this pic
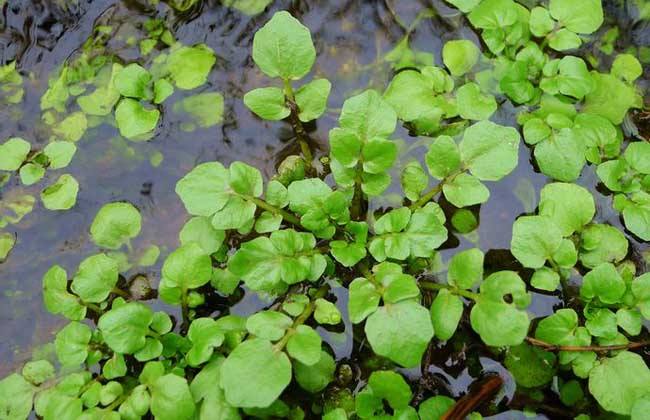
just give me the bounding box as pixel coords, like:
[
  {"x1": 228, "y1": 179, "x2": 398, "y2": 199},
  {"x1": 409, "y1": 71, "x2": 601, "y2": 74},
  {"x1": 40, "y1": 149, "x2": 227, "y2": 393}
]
[
  {"x1": 441, "y1": 375, "x2": 504, "y2": 420},
  {"x1": 525, "y1": 337, "x2": 650, "y2": 353}
]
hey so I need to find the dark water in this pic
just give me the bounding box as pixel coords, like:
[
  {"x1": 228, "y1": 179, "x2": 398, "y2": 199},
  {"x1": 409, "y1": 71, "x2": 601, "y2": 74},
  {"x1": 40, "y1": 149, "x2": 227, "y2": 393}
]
[{"x1": 0, "y1": 0, "x2": 648, "y2": 418}]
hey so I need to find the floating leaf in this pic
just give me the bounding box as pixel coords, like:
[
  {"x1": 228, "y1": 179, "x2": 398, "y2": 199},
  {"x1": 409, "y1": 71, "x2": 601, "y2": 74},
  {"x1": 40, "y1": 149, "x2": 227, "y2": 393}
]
[
  {"x1": 115, "y1": 99, "x2": 160, "y2": 140},
  {"x1": 0, "y1": 137, "x2": 30, "y2": 171},
  {"x1": 41, "y1": 174, "x2": 79, "y2": 210},
  {"x1": 90, "y1": 202, "x2": 142, "y2": 249}
]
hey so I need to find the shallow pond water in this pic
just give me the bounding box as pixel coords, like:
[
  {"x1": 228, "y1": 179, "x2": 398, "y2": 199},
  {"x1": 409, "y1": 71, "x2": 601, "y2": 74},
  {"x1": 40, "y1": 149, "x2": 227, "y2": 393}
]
[{"x1": 0, "y1": 0, "x2": 648, "y2": 418}]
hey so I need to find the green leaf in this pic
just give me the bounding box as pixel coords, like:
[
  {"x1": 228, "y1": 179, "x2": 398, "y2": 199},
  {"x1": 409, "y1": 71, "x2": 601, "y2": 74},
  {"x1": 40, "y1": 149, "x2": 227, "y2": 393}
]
[
  {"x1": 622, "y1": 194, "x2": 650, "y2": 241},
  {"x1": 367, "y1": 371, "x2": 412, "y2": 410},
  {"x1": 19, "y1": 163, "x2": 44, "y2": 186},
  {"x1": 41, "y1": 174, "x2": 79, "y2": 210},
  {"x1": 541, "y1": 57, "x2": 593, "y2": 99},
  {"x1": 511, "y1": 215, "x2": 563, "y2": 268},
  {"x1": 538, "y1": 183, "x2": 594, "y2": 236},
  {"x1": 401, "y1": 160, "x2": 428, "y2": 201},
  {"x1": 71, "y1": 253, "x2": 119, "y2": 303},
  {"x1": 611, "y1": 53, "x2": 643, "y2": 83},
  {"x1": 448, "y1": 248, "x2": 484, "y2": 289},
  {"x1": 90, "y1": 202, "x2": 141, "y2": 249},
  {"x1": 44, "y1": 141, "x2": 76, "y2": 169},
  {"x1": 536, "y1": 128, "x2": 586, "y2": 182},
  {"x1": 243, "y1": 87, "x2": 290, "y2": 120},
  {"x1": 295, "y1": 78, "x2": 331, "y2": 122},
  {"x1": 579, "y1": 223, "x2": 629, "y2": 268},
  {"x1": 365, "y1": 300, "x2": 434, "y2": 367},
  {"x1": 535, "y1": 308, "x2": 578, "y2": 345},
  {"x1": 222, "y1": 0, "x2": 272, "y2": 15},
  {"x1": 180, "y1": 216, "x2": 225, "y2": 254},
  {"x1": 339, "y1": 89, "x2": 396, "y2": 140},
  {"x1": 52, "y1": 112, "x2": 87, "y2": 142},
  {"x1": 431, "y1": 289, "x2": 463, "y2": 341},
  {"x1": 616, "y1": 308, "x2": 642, "y2": 336},
  {"x1": 531, "y1": 267, "x2": 560, "y2": 291},
  {"x1": 0, "y1": 137, "x2": 30, "y2": 171},
  {"x1": 584, "y1": 72, "x2": 640, "y2": 124},
  {"x1": 0, "y1": 373, "x2": 34, "y2": 420},
  {"x1": 103, "y1": 353, "x2": 127, "y2": 380},
  {"x1": 114, "y1": 63, "x2": 152, "y2": 100},
  {"x1": 470, "y1": 271, "x2": 530, "y2": 346},
  {"x1": 246, "y1": 310, "x2": 292, "y2": 341},
  {"x1": 500, "y1": 61, "x2": 537, "y2": 104},
  {"x1": 418, "y1": 395, "x2": 455, "y2": 420},
  {"x1": 114, "y1": 98, "x2": 159, "y2": 139},
  {"x1": 362, "y1": 138, "x2": 397, "y2": 174},
  {"x1": 43, "y1": 265, "x2": 86, "y2": 320},
  {"x1": 153, "y1": 78, "x2": 174, "y2": 104},
  {"x1": 505, "y1": 343, "x2": 556, "y2": 388},
  {"x1": 165, "y1": 44, "x2": 215, "y2": 89},
  {"x1": 529, "y1": 7, "x2": 554, "y2": 37},
  {"x1": 220, "y1": 338, "x2": 292, "y2": 407},
  {"x1": 55, "y1": 321, "x2": 91, "y2": 365},
  {"x1": 588, "y1": 351, "x2": 650, "y2": 415},
  {"x1": 459, "y1": 120, "x2": 520, "y2": 181},
  {"x1": 456, "y1": 82, "x2": 496, "y2": 120},
  {"x1": 348, "y1": 277, "x2": 381, "y2": 324},
  {"x1": 287, "y1": 325, "x2": 322, "y2": 365},
  {"x1": 548, "y1": 29, "x2": 582, "y2": 51},
  {"x1": 77, "y1": 63, "x2": 122, "y2": 116},
  {"x1": 160, "y1": 243, "x2": 212, "y2": 300},
  {"x1": 314, "y1": 298, "x2": 342, "y2": 325},
  {"x1": 425, "y1": 135, "x2": 461, "y2": 180},
  {"x1": 383, "y1": 70, "x2": 441, "y2": 125},
  {"x1": 443, "y1": 173, "x2": 490, "y2": 207},
  {"x1": 228, "y1": 229, "x2": 326, "y2": 293},
  {"x1": 187, "y1": 317, "x2": 225, "y2": 366},
  {"x1": 22, "y1": 360, "x2": 54, "y2": 385},
  {"x1": 150, "y1": 374, "x2": 196, "y2": 420},
  {"x1": 468, "y1": 0, "x2": 519, "y2": 29},
  {"x1": 294, "y1": 350, "x2": 335, "y2": 393},
  {"x1": 330, "y1": 240, "x2": 367, "y2": 267},
  {"x1": 549, "y1": 0, "x2": 603, "y2": 34},
  {"x1": 0, "y1": 232, "x2": 15, "y2": 261},
  {"x1": 252, "y1": 11, "x2": 316, "y2": 80},
  {"x1": 175, "y1": 162, "x2": 230, "y2": 217},
  {"x1": 98, "y1": 302, "x2": 153, "y2": 354},
  {"x1": 581, "y1": 263, "x2": 626, "y2": 305},
  {"x1": 442, "y1": 40, "x2": 480, "y2": 77},
  {"x1": 173, "y1": 92, "x2": 224, "y2": 129}
]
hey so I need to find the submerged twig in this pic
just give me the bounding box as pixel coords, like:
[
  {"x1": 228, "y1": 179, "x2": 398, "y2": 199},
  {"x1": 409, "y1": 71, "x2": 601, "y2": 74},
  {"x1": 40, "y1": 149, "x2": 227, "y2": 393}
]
[{"x1": 441, "y1": 375, "x2": 504, "y2": 420}]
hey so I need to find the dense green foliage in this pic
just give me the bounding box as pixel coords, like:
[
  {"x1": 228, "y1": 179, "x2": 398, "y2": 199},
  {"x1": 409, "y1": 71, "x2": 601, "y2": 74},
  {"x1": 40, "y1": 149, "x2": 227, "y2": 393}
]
[{"x1": 1, "y1": 0, "x2": 649, "y2": 419}]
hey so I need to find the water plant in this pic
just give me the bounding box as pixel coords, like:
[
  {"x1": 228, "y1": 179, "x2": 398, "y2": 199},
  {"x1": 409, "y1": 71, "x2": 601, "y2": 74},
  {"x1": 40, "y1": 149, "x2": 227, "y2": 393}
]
[{"x1": 0, "y1": 1, "x2": 649, "y2": 419}]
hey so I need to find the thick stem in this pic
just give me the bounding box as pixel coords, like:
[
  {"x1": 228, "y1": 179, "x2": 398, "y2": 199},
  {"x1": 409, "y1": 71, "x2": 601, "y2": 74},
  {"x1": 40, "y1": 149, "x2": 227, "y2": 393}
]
[
  {"x1": 409, "y1": 183, "x2": 443, "y2": 210},
  {"x1": 273, "y1": 285, "x2": 329, "y2": 352},
  {"x1": 350, "y1": 169, "x2": 364, "y2": 221},
  {"x1": 419, "y1": 281, "x2": 479, "y2": 300},
  {"x1": 180, "y1": 288, "x2": 190, "y2": 333},
  {"x1": 284, "y1": 79, "x2": 313, "y2": 168},
  {"x1": 525, "y1": 337, "x2": 650, "y2": 352},
  {"x1": 245, "y1": 195, "x2": 302, "y2": 226},
  {"x1": 111, "y1": 287, "x2": 130, "y2": 299}
]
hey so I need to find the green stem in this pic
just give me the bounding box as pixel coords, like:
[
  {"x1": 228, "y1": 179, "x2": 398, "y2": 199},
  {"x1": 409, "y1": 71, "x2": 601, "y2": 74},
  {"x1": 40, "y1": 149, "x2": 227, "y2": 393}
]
[
  {"x1": 245, "y1": 196, "x2": 302, "y2": 226},
  {"x1": 351, "y1": 169, "x2": 364, "y2": 221},
  {"x1": 85, "y1": 302, "x2": 104, "y2": 314},
  {"x1": 180, "y1": 288, "x2": 190, "y2": 333},
  {"x1": 273, "y1": 285, "x2": 329, "y2": 352},
  {"x1": 283, "y1": 79, "x2": 313, "y2": 168},
  {"x1": 111, "y1": 287, "x2": 130, "y2": 299},
  {"x1": 419, "y1": 281, "x2": 479, "y2": 300},
  {"x1": 410, "y1": 183, "x2": 443, "y2": 210}
]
